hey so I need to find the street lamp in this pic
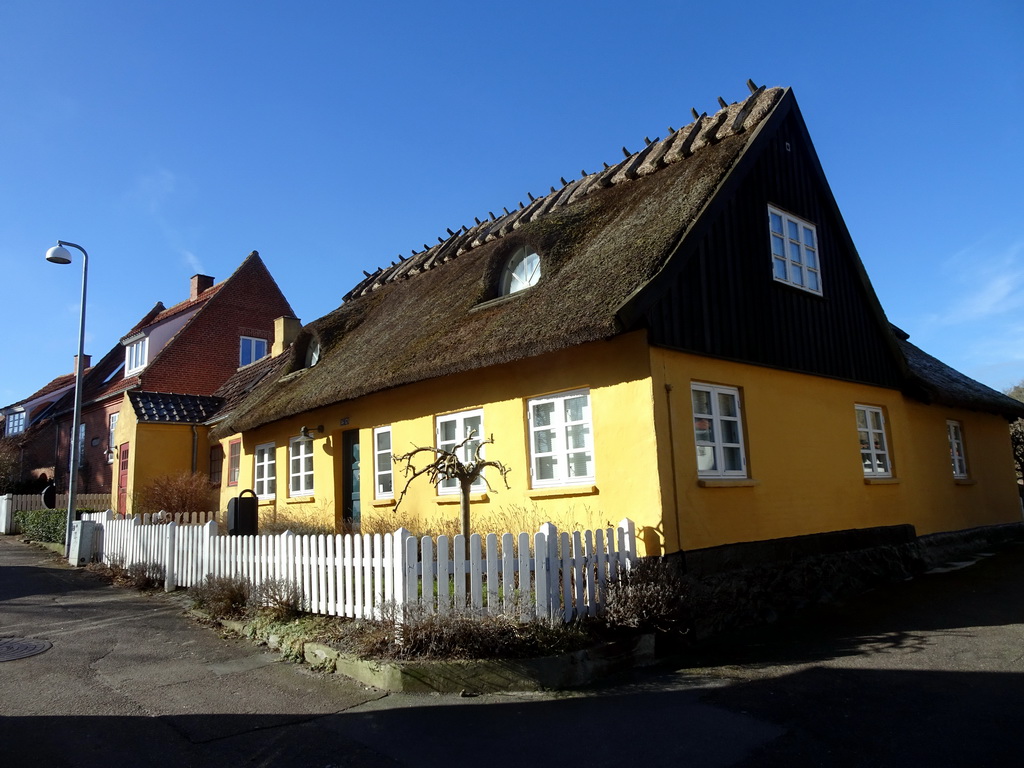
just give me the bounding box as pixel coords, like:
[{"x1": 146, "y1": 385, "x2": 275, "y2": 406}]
[{"x1": 45, "y1": 240, "x2": 88, "y2": 559}]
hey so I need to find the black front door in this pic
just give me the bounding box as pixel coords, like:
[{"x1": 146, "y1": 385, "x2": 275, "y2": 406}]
[{"x1": 341, "y1": 429, "x2": 360, "y2": 527}]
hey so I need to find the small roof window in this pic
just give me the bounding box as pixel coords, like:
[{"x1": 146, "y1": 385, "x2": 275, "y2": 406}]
[
  {"x1": 500, "y1": 247, "x2": 541, "y2": 296},
  {"x1": 305, "y1": 339, "x2": 321, "y2": 368}
]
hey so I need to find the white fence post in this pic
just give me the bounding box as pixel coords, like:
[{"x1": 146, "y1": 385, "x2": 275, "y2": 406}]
[
  {"x1": 163, "y1": 522, "x2": 178, "y2": 592},
  {"x1": 0, "y1": 493, "x2": 13, "y2": 534},
  {"x1": 537, "y1": 522, "x2": 559, "y2": 621},
  {"x1": 617, "y1": 517, "x2": 637, "y2": 570},
  {"x1": 201, "y1": 519, "x2": 217, "y2": 579}
]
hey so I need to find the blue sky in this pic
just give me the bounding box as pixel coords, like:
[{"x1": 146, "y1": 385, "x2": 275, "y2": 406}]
[{"x1": 1, "y1": 0, "x2": 1022, "y2": 408}]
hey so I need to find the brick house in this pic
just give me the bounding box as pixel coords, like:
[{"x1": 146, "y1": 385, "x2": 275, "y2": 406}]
[{"x1": 38, "y1": 251, "x2": 293, "y2": 514}]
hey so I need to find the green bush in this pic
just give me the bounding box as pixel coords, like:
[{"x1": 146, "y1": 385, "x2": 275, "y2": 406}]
[{"x1": 14, "y1": 509, "x2": 67, "y2": 543}]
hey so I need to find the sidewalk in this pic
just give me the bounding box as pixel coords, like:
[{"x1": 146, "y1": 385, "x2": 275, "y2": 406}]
[{"x1": 3, "y1": 533, "x2": 1024, "y2": 766}]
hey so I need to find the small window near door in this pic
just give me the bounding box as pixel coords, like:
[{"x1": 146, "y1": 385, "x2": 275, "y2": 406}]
[
  {"x1": 254, "y1": 442, "x2": 276, "y2": 498},
  {"x1": 228, "y1": 440, "x2": 241, "y2": 485},
  {"x1": 289, "y1": 436, "x2": 315, "y2": 496},
  {"x1": 374, "y1": 426, "x2": 393, "y2": 499}
]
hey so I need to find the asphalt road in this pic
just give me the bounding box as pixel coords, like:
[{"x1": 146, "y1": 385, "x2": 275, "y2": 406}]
[{"x1": 2, "y1": 534, "x2": 1023, "y2": 767}]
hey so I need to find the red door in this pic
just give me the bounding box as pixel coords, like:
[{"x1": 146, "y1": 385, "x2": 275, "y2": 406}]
[{"x1": 117, "y1": 443, "x2": 130, "y2": 516}]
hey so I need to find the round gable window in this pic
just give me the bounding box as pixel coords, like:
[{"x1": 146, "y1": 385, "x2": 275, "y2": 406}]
[{"x1": 500, "y1": 247, "x2": 541, "y2": 295}]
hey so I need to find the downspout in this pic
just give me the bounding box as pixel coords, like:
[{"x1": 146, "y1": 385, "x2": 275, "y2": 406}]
[{"x1": 663, "y1": 383, "x2": 684, "y2": 555}]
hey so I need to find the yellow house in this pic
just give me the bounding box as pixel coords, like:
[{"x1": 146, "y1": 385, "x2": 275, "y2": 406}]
[{"x1": 211, "y1": 85, "x2": 1024, "y2": 570}]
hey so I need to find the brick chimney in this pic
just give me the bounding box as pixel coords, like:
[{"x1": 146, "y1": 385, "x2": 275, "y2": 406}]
[
  {"x1": 190, "y1": 274, "x2": 215, "y2": 300},
  {"x1": 73, "y1": 354, "x2": 91, "y2": 374},
  {"x1": 272, "y1": 316, "x2": 302, "y2": 356}
]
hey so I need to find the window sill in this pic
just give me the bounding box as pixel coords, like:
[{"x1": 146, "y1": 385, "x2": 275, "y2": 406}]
[
  {"x1": 954, "y1": 478, "x2": 976, "y2": 486},
  {"x1": 863, "y1": 477, "x2": 899, "y2": 485},
  {"x1": 697, "y1": 478, "x2": 759, "y2": 488},
  {"x1": 371, "y1": 498, "x2": 397, "y2": 508},
  {"x1": 470, "y1": 292, "x2": 526, "y2": 313},
  {"x1": 436, "y1": 493, "x2": 490, "y2": 505},
  {"x1": 286, "y1": 495, "x2": 316, "y2": 503},
  {"x1": 527, "y1": 484, "x2": 598, "y2": 500},
  {"x1": 257, "y1": 497, "x2": 276, "y2": 505}
]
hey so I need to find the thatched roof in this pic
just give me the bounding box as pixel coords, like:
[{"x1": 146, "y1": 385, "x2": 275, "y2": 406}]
[
  {"x1": 217, "y1": 85, "x2": 785, "y2": 436},
  {"x1": 897, "y1": 336, "x2": 1024, "y2": 419},
  {"x1": 215, "y1": 83, "x2": 1021, "y2": 438}
]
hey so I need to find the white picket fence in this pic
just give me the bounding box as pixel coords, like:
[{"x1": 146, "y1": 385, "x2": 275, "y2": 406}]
[{"x1": 80, "y1": 510, "x2": 637, "y2": 623}]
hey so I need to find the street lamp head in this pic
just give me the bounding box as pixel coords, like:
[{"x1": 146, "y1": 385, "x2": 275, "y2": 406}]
[{"x1": 45, "y1": 245, "x2": 73, "y2": 264}]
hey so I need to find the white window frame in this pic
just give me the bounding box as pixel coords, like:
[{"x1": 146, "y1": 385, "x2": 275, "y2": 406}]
[
  {"x1": 125, "y1": 337, "x2": 149, "y2": 375},
  {"x1": 227, "y1": 439, "x2": 241, "y2": 486},
  {"x1": 947, "y1": 420, "x2": 968, "y2": 479},
  {"x1": 436, "y1": 409, "x2": 485, "y2": 494},
  {"x1": 856, "y1": 404, "x2": 892, "y2": 477},
  {"x1": 769, "y1": 205, "x2": 821, "y2": 295},
  {"x1": 690, "y1": 383, "x2": 747, "y2": 478},
  {"x1": 289, "y1": 436, "x2": 315, "y2": 496},
  {"x1": 527, "y1": 389, "x2": 595, "y2": 488},
  {"x1": 254, "y1": 442, "x2": 277, "y2": 498},
  {"x1": 373, "y1": 426, "x2": 394, "y2": 499},
  {"x1": 5, "y1": 410, "x2": 26, "y2": 436},
  {"x1": 107, "y1": 413, "x2": 118, "y2": 463},
  {"x1": 239, "y1": 336, "x2": 268, "y2": 367},
  {"x1": 500, "y1": 247, "x2": 541, "y2": 295}
]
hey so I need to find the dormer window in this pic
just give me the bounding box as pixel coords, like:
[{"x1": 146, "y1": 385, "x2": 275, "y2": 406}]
[
  {"x1": 240, "y1": 336, "x2": 268, "y2": 367},
  {"x1": 305, "y1": 340, "x2": 321, "y2": 368},
  {"x1": 500, "y1": 247, "x2": 541, "y2": 295},
  {"x1": 4, "y1": 410, "x2": 26, "y2": 436},
  {"x1": 125, "y1": 337, "x2": 149, "y2": 375}
]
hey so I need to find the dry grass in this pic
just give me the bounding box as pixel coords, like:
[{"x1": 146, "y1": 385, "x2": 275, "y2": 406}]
[{"x1": 134, "y1": 472, "x2": 218, "y2": 517}]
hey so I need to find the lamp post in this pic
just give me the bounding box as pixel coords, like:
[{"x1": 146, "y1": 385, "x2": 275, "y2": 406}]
[{"x1": 45, "y1": 240, "x2": 88, "y2": 559}]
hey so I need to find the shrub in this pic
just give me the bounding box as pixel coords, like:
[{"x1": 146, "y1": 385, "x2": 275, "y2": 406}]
[
  {"x1": 190, "y1": 575, "x2": 251, "y2": 618},
  {"x1": 321, "y1": 604, "x2": 595, "y2": 661},
  {"x1": 134, "y1": 472, "x2": 218, "y2": 517},
  {"x1": 14, "y1": 508, "x2": 67, "y2": 543},
  {"x1": 85, "y1": 558, "x2": 164, "y2": 590},
  {"x1": 603, "y1": 557, "x2": 689, "y2": 635},
  {"x1": 251, "y1": 578, "x2": 303, "y2": 621},
  {"x1": 124, "y1": 562, "x2": 165, "y2": 590}
]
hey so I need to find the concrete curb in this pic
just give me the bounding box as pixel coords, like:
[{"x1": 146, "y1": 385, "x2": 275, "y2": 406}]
[{"x1": 202, "y1": 610, "x2": 655, "y2": 693}]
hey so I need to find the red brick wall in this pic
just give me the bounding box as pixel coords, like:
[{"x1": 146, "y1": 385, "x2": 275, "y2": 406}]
[{"x1": 141, "y1": 254, "x2": 294, "y2": 396}]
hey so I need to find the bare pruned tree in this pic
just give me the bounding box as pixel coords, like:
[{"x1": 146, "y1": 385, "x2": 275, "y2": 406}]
[{"x1": 393, "y1": 431, "x2": 511, "y2": 545}]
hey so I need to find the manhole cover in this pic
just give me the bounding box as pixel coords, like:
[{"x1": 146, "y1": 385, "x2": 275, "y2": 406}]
[{"x1": 0, "y1": 637, "x2": 52, "y2": 662}]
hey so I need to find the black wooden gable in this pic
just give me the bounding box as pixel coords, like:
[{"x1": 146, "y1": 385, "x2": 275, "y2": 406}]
[{"x1": 631, "y1": 92, "x2": 906, "y2": 390}]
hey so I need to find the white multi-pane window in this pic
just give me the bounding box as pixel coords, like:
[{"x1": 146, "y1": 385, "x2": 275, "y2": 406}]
[
  {"x1": 436, "y1": 410, "x2": 484, "y2": 494},
  {"x1": 856, "y1": 405, "x2": 891, "y2": 477},
  {"x1": 5, "y1": 411, "x2": 26, "y2": 436},
  {"x1": 125, "y1": 337, "x2": 148, "y2": 374},
  {"x1": 374, "y1": 426, "x2": 394, "y2": 499},
  {"x1": 769, "y1": 206, "x2": 821, "y2": 295},
  {"x1": 691, "y1": 384, "x2": 746, "y2": 478},
  {"x1": 239, "y1": 336, "x2": 268, "y2": 367},
  {"x1": 528, "y1": 389, "x2": 594, "y2": 488},
  {"x1": 254, "y1": 442, "x2": 276, "y2": 498},
  {"x1": 289, "y1": 436, "x2": 315, "y2": 496},
  {"x1": 947, "y1": 420, "x2": 968, "y2": 479},
  {"x1": 108, "y1": 413, "x2": 118, "y2": 462},
  {"x1": 501, "y1": 247, "x2": 541, "y2": 295}
]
